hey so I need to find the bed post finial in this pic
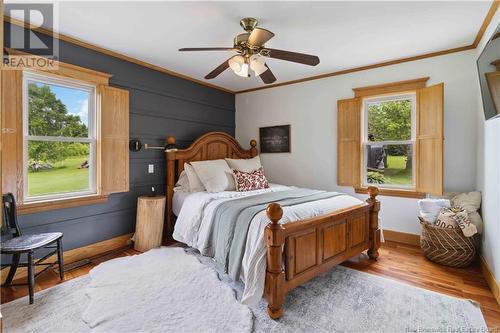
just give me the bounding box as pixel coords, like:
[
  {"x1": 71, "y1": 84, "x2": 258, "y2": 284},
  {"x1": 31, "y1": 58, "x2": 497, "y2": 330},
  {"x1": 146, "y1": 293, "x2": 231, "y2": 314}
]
[
  {"x1": 265, "y1": 203, "x2": 285, "y2": 319},
  {"x1": 267, "y1": 203, "x2": 283, "y2": 224},
  {"x1": 367, "y1": 186, "x2": 379, "y2": 200},
  {"x1": 250, "y1": 139, "x2": 258, "y2": 157},
  {"x1": 366, "y1": 186, "x2": 381, "y2": 260}
]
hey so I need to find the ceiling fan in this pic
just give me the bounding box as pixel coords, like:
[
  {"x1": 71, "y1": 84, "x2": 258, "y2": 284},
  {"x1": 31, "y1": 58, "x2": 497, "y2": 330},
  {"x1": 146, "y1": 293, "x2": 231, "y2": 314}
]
[{"x1": 179, "y1": 17, "x2": 320, "y2": 84}]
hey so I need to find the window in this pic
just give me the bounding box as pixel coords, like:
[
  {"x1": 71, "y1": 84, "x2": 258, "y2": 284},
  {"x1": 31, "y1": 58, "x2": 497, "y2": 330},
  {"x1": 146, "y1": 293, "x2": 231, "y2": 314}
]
[
  {"x1": 23, "y1": 72, "x2": 97, "y2": 201},
  {"x1": 337, "y1": 78, "x2": 444, "y2": 198},
  {"x1": 2, "y1": 59, "x2": 129, "y2": 214},
  {"x1": 362, "y1": 94, "x2": 416, "y2": 189}
]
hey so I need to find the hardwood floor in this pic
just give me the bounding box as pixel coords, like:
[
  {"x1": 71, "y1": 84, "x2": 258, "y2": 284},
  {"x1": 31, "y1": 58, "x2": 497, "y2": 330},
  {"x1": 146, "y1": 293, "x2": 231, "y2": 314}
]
[{"x1": 2, "y1": 241, "x2": 499, "y2": 329}]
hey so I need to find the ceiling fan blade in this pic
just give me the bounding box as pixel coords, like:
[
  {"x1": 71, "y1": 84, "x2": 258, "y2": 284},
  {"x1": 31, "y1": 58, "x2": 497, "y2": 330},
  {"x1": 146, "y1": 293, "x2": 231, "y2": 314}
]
[
  {"x1": 260, "y1": 65, "x2": 277, "y2": 84},
  {"x1": 262, "y1": 48, "x2": 320, "y2": 66},
  {"x1": 204, "y1": 59, "x2": 230, "y2": 79},
  {"x1": 247, "y1": 28, "x2": 275, "y2": 47},
  {"x1": 179, "y1": 47, "x2": 236, "y2": 51}
]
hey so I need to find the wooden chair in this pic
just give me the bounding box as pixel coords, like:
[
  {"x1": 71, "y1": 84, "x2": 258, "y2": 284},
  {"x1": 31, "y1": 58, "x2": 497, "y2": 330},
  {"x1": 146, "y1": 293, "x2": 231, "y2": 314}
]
[{"x1": 1, "y1": 193, "x2": 64, "y2": 304}]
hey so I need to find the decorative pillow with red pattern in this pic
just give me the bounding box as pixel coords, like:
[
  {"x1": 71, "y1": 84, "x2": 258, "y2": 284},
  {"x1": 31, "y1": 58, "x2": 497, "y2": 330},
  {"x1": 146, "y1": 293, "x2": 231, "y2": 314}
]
[{"x1": 233, "y1": 167, "x2": 270, "y2": 192}]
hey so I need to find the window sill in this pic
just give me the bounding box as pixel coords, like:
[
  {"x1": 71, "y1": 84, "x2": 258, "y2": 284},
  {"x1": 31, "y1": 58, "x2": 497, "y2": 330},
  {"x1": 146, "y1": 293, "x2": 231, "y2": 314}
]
[
  {"x1": 18, "y1": 194, "x2": 109, "y2": 215},
  {"x1": 355, "y1": 187, "x2": 425, "y2": 199}
]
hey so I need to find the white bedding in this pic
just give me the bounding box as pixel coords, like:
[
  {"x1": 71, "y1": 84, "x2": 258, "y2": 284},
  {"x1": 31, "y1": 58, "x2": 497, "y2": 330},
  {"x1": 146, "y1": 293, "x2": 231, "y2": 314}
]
[
  {"x1": 172, "y1": 184, "x2": 364, "y2": 305},
  {"x1": 173, "y1": 191, "x2": 191, "y2": 216}
]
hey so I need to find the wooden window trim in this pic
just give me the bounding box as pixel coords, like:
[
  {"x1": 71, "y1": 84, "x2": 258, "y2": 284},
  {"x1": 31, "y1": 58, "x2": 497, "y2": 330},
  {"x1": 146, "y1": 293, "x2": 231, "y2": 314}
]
[
  {"x1": 337, "y1": 98, "x2": 361, "y2": 187},
  {"x1": 17, "y1": 194, "x2": 109, "y2": 215},
  {"x1": 339, "y1": 77, "x2": 442, "y2": 199},
  {"x1": 354, "y1": 187, "x2": 425, "y2": 199},
  {"x1": 352, "y1": 77, "x2": 429, "y2": 98},
  {"x1": 415, "y1": 83, "x2": 444, "y2": 195},
  {"x1": 1, "y1": 53, "x2": 125, "y2": 213},
  {"x1": 100, "y1": 85, "x2": 130, "y2": 195},
  {"x1": 2, "y1": 71, "x2": 24, "y2": 202}
]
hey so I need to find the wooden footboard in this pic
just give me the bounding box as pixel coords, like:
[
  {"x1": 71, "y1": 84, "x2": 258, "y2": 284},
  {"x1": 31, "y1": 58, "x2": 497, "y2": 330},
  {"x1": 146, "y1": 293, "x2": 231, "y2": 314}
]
[
  {"x1": 164, "y1": 132, "x2": 381, "y2": 319},
  {"x1": 264, "y1": 186, "x2": 381, "y2": 319}
]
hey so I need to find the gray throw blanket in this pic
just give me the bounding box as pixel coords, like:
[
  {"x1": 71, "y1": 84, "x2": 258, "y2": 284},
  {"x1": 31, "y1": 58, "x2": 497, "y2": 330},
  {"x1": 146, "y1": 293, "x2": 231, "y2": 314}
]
[{"x1": 202, "y1": 189, "x2": 345, "y2": 280}]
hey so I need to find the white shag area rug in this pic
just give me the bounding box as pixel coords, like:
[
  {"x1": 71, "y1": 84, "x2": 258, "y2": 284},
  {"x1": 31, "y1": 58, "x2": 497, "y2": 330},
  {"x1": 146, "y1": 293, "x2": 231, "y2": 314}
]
[
  {"x1": 1, "y1": 247, "x2": 488, "y2": 333},
  {"x1": 83, "y1": 247, "x2": 252, "y2": 332},
  {"x1": 2, "y1": 247, "x2": 253, "y2": 333}
]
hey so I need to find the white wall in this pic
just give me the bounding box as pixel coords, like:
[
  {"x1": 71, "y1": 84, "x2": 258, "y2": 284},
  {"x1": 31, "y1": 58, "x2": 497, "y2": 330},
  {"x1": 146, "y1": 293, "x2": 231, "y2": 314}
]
[
  {"x1": 236, "y1": 50, "x2": 479, "y2": 235},
  {"x1": 475, "y1": 11, "x2": 500, "y2": 283}
]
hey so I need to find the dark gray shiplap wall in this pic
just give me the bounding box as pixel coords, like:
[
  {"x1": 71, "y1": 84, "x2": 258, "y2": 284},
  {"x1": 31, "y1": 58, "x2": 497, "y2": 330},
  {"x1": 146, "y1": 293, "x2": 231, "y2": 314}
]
[{"x1": 4, "y1": 22, "x2": 235, "y2": 252}]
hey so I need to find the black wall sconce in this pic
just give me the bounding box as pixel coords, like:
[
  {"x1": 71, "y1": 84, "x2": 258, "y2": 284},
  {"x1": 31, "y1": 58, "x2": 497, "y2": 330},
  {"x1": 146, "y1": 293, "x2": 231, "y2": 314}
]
[
  {"x1": 128, "y1": 136, "x2": 178, "y2": 152},
  {"x1": 129, "y1": 139, "x2": 142, "y2": 152}
]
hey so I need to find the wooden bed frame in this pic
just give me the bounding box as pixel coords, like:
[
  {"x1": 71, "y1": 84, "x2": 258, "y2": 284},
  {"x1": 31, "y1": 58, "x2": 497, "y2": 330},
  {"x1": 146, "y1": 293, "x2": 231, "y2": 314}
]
[{"x1": 165, "y1": 132, "x2": 380, "y2": 319}]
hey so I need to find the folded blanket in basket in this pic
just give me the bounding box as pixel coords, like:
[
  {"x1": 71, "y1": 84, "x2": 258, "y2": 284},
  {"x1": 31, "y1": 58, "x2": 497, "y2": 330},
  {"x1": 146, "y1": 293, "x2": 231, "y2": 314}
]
[
  {"x1": 435, "y1": 207, "x2": 478, "y2": 237},
  {"x1": 418, "y1": 199, "x2": 451, "y2": 223}
]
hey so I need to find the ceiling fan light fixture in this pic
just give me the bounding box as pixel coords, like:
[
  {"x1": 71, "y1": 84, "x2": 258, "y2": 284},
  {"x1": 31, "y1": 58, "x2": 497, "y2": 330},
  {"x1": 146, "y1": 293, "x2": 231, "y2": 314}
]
[
  {"x1": 228, "y1": 55, "x2": 244, "y2": 72},
  {"x1": 250, "y1": 55, "x2": 268, "y2": 76},
  {"x1": 180, "y1": 17, "x2": 319, "y2": 84},
  {"x1": 229, "y1": 55, "x2": 249, "y2": 77},
  {"x1": 234, "y1": 62, "x2": 249, "y2": 77}
]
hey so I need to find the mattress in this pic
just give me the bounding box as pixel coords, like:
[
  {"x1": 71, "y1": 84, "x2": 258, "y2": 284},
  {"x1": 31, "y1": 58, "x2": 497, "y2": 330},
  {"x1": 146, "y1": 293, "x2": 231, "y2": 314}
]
[{"x1": 172, "y1": 184, "x2": 364, "y2": 305}]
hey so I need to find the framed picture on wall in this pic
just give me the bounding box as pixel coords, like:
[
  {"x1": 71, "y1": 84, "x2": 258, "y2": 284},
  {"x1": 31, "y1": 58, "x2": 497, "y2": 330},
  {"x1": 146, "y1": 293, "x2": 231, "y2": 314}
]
[{"x1": 259, "y1": 125, "x2": 291, "y2": 153}]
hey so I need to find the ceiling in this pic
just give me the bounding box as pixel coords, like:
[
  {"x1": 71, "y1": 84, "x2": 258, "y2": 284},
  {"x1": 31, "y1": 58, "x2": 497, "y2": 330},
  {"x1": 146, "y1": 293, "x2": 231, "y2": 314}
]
[{"x1": 9, "y1": 1, "x2": 493, "y2": 92}]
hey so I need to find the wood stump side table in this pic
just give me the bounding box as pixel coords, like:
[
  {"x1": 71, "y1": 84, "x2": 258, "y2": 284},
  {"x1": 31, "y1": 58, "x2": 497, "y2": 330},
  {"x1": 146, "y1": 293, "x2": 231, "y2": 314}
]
[{"x1": 134, "y1": 196, "x2": 166, "y2": 252}]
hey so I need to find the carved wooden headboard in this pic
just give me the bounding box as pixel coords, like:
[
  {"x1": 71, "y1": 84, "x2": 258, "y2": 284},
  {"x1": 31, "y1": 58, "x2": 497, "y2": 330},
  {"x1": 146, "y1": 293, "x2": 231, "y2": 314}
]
[{"x1": 165, "y1": 132, "x2": 258, "y2": 235}]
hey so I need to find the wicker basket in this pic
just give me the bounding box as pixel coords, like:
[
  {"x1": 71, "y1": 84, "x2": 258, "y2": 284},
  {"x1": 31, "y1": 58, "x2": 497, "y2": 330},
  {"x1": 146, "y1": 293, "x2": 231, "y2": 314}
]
[{"x1": 420, "y1": 220, "x2": 477, "y2": 267}]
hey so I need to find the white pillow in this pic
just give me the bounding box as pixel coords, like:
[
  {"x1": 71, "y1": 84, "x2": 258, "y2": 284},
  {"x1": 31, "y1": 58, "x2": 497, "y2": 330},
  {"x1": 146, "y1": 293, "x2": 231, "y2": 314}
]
[
  {"x1": 451, "y1": 191, "x2": 483, "y2": 234},
  {"x1": 451, "y1": 191, "x2": 481, "y2": 213},
  {"x1": 225, "y1": 156, "x2": 262, "y2": 172},
  {"x1": 174, "y1": 170, "x2": 189, "y2": 192},
  {"x1": 184, "y1": 163, "x2": 205, "y2": 192},
  {"x1": 191, "y1": 159, "x2": 235, "y2": 193}
]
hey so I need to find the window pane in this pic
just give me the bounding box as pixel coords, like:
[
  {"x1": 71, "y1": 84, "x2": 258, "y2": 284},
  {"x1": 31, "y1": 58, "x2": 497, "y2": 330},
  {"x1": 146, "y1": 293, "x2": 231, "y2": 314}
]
[
  {"x1": 28, "y1": 81, "x2": 90, "y2": 138},
  {"x1": 367, "y1": 99, "x2": 412, "y2": 142},
  {"x1": 27, "y1": 141, "x2": 91, "y2": 197},
  {"x1": 365, "y1": 144, "x2": 413, "y2": 187}
]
